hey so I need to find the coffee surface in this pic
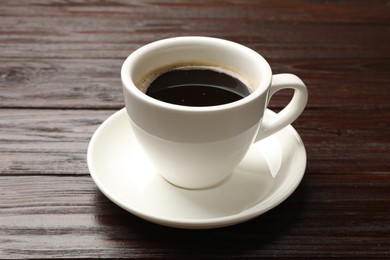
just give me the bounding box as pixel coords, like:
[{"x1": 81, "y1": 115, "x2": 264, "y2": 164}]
[{"x1": 145, "y1": 68, "x2": 251, "y2": 107}]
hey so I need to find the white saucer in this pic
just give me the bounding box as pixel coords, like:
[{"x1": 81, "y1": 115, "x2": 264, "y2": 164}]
[{"x1": 88, "y1": 108, "x2": 306, "y2": 229}]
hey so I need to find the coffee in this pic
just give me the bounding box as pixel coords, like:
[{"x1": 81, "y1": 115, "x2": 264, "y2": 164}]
[{"x1": 142, "y1": 66, "x2": 251, "y2": 106}]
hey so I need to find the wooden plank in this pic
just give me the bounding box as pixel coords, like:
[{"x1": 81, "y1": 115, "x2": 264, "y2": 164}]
[
  {"x1": 0, "y1": 0, "x2": 388, "y2": 60},
  {"x1": 1, "y1": 1, "x2": 389, "y2": 109},
  {"x1": 0, "y1": 109, "x2": 389, "y2": 176},
  {"x1": 0, "y1": 109, "x2": 113, "y2": 175},
  {"x1": 0, "y1": 174, "x2": 388, "y2": 258},
  {"x1": 0, "y1": 59, "x2": 124, "y2": 109},
  {"x1": 295, "y1": 109, "x2": 390, "y2": 174},
  {"x1": 1, "y1": 57, "x2": 389, "y2": 109}
]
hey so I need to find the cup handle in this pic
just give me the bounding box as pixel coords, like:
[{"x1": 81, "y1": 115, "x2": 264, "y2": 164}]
[{"x1": 255, "y1": 73, "x2": 308, "y2": 141}]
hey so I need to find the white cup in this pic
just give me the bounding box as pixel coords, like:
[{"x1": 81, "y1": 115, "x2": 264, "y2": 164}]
[{"x1": 121, "y1": 36, "x2": 308, "y2": 189}]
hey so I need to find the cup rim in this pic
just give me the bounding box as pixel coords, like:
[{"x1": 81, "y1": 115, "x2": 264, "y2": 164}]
[{"x1": 121, "y1": 36, "x2": 272, "y2": 113}]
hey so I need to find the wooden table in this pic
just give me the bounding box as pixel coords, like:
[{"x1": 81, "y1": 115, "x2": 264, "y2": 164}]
[{"x1": 1, "y1": 0, "x2": 389, "y2": 258}]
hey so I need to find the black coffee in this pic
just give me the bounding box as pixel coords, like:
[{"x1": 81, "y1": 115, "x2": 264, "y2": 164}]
[{"x1": 145, "y1": 67, "x2": 251, "y2": 106}]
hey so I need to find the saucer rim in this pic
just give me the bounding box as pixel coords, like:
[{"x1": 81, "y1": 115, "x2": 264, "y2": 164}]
[{"x1": 88, "y1": 108, "x2": 306, "y2": 229}]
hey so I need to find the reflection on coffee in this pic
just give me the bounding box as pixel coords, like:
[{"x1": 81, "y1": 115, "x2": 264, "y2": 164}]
[{"x1": 143, "y1": 66, "x2": 251, "y2": 107}]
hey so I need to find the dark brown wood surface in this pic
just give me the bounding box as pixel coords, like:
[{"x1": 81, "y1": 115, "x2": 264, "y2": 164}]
[{"x1": 1, "y1": 0, "x2": 389, "y2": 258}]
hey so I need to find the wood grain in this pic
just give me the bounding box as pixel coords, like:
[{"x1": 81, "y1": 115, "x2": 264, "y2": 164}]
[
  {"x1": 1, "y1": 1, "x2": 389, "y2": 109},
  {"x1": 0, "y1": 175, "x2": 389, "y2": 258},
  {"x1": 1, "y1": 0, "x2": 388, "y2": 61},
  {"x1": 1, "y1": 57, "x2": 389, "y2": 109},
  {"x1": 0, "y1": 59, "x2": 124, "y2": 109},
  {"x1": 296, "y1": 109, "x2": 390, "y2": 174},
  {"x1": 0, "y1": 109, "x2": 112, "y2": 175},
  {"x1": 0, "y1": 109, "x2": 389, "y2": 176}
]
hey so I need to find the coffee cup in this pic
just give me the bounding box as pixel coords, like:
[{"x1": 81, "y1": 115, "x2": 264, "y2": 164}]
[{"x1": 121, "y1": 36, "x2": 308, "y2": 189}]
